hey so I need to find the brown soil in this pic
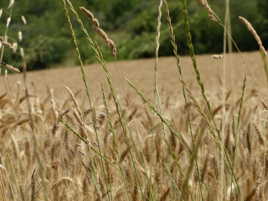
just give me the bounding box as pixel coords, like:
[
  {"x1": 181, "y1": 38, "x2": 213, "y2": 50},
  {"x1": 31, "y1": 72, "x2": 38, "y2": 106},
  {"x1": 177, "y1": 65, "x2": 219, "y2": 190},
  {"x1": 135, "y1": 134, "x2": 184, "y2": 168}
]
[{"x1": 0, "y1": 51, "x2": 266, "y2": 100}]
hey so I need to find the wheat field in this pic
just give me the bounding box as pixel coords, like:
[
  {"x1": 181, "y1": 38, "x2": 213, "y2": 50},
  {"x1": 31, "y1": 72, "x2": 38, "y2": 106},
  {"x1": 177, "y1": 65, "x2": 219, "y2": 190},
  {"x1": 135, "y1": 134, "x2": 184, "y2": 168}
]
[
  {"x1": 0, "y1": 51, "x2": 267, "y2": 201},
  {"x1": 0, "y1": 0, "x2": 268, "y2": 200}
]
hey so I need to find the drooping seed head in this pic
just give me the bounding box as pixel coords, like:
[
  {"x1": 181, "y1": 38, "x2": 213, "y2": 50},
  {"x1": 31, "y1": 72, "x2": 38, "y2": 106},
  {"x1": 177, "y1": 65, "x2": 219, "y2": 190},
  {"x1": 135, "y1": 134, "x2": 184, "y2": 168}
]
[
  {"x1": 238, "y1": 16, "x2": 267, "y2": 56},
  {"x1": 79, "y1": 6, "x2": 117, "y2": 57}
]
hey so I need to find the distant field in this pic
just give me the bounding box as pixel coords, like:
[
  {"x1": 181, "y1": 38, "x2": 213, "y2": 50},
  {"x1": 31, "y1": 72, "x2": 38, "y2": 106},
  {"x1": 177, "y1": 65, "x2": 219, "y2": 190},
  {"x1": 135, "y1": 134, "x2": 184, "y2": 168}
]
[{"x1": 1, "y1": 51, "x2": 266, "y2": 100}]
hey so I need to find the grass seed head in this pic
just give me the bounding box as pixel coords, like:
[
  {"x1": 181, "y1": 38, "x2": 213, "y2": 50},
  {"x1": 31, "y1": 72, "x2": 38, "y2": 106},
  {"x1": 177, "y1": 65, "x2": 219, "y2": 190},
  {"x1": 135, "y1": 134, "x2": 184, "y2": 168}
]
[
  {"x1": 239, "y1": 16, "x2": 268, "y2": 83},
  {"x1": 79, "y1": 6, "x2": 117, "y2": 57},
  {"x1": 197, "y1": 0, "x2": 219, "y2": 22},
  {"x1": 1, "y1": 63, "x2": 20, "y2": 73},
  {"x1": 238, "y1": 16, "x2": 267, "y2": 56},
  {"x1": 80, "y1": 7, "x2": 100, "y2": 27}
]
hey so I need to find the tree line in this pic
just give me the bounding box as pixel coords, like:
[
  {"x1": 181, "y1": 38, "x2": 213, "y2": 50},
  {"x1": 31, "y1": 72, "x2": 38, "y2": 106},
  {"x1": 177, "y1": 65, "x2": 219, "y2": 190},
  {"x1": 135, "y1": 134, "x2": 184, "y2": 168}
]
[{"x1": 0, "y1": 0, "x2": 267, "y2": 70}]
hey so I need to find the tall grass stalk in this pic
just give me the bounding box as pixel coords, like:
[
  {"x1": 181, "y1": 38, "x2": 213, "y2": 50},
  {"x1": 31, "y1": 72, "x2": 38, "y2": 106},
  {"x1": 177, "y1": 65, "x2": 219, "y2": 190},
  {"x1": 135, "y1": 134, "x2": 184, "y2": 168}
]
[
  {"x1": 183, "y1": 0, "x2": 221, "y2": 141},
  {"x1": 183, "y1": 0, "x2": 213, "y2": 119},
  {"x1": 163, "y1": 0, "x2": 187, "y2": 102},
  {"x1": 233, "y1": 76, "x2": 247, "y2": 175},
  {"x1": 154, "y1": 0, "x2": 163, "y2": 111},
  {"x1": 184, "y1": 1, "x2": 212, "y2": 197},
  {"x1": 163, "y1": 2, "x2": 205, "y2": 199},
  {"x1": 70, "y1": 4, "x2": 127, "y2": 138},
  {"x1": 74, "y1": 6, "x2": 141, "y2": 191},
  {"x1": 127, "y1": 79, "x2": 191, "y2": 152},
  {"x1": 100, "y1": 87, "x2": 134, "y2": 201},
  {"x1": 63, "y1": 2, "x2": 144, "y2": 200},
  {"x1": 196, "y1": 0, "x2": 242, "y2": 54},
  {"x1": 220, "y1": 0, "x2": 231, "y2": 199},
  {"x1": 183, "y1": 1, "x2": 241, "y2": 200},
  {"x1": 62, "y1": 2, "x2": 113, "y2": 201},
  {"x1": 62, "y1": 0, "x2": 93, "y2": 111}
]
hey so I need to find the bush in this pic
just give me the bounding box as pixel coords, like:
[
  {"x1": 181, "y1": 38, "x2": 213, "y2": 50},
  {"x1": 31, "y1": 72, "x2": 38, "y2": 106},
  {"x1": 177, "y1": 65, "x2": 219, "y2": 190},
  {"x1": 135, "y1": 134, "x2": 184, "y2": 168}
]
[{"x1": 25, "y1": 35, "x2": 70, "y2": 70}]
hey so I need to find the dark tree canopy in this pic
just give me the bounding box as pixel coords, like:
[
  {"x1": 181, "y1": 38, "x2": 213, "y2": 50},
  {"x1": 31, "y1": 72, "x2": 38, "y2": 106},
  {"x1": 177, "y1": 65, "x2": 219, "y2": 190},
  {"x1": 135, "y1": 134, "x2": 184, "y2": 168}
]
[{"x1": 0, "y1": 0, "x2": 267, "y2": 70}]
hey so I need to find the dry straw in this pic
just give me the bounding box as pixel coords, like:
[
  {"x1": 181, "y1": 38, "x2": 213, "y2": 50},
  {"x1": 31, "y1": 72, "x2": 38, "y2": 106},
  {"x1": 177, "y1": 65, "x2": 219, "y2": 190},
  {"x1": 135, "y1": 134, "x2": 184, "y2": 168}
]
[
  {"x1": 80, "y1": 7, "x2": 117, "y2": 57},
  {"x1": 238, "y1": 16, "x2": 268, "y2": 83}
]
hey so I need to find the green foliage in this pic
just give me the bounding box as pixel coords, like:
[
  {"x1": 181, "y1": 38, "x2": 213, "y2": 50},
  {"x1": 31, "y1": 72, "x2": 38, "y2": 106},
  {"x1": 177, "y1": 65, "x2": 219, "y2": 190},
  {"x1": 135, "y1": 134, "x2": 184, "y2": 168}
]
[
  {"x1": 26, "y1": 35, "x2": 70, "y2": 70},
  {"x1": 0, "y1": 0, "x2": 267, "y2": 70},
  {"x1": 257, "y1": 0, "x2": 268, "y2": 46}
]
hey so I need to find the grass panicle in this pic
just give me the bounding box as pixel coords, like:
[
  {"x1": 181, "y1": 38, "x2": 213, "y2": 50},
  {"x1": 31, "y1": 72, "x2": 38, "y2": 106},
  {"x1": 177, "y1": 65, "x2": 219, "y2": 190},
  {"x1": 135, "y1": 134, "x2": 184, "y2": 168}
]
[
  {"x1": 80, "y1": 6, "x2": 117, "y2": 57},
  {"x1": 196, "y1": 0, "x2": 220, "y2": 23},
  {"x1": 154, "y1": 0, "x2": 164, "y2": 110},
  {"x1": 239, "y1": 16, "x2": 268, "y2": 84}
]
